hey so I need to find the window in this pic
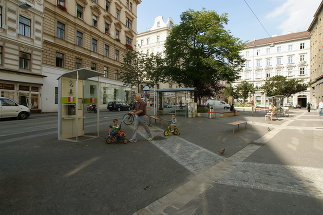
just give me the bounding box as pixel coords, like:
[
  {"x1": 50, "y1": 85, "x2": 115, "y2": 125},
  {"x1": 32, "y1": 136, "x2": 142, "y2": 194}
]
[
  {"x1": 299, "y1": 67, "x2": 305, "y2": 75},
  {"x1": 266, "y1": 71, "x2": 271, "y2": 78},
  {"x1": 140, "y1": 40, "x2": 143, "y2": 46},
  {"x1": 157, "y1": 35, "x2": 160, "y2": 42},
  {"x1": 147, "y1": 38, "x2": 149, "y2": 45},
  {"x1": 56, "y1": 52, "x2": 64, "y2": 67},
  {"x1": 245, "y1": 71, "x2": 250, "y2": 80},
  {"x1": 57, "y1": 0, "x2": 65, "y2": 6},
  {"x1": 115, "y1": 29, "x2": 120, "y2": 40},
  {"x1": 300, "y1": 43, "x2": 305, "y2": 49},
  {"x1": 287, "y1": 68, "x2": 293, "y2": 76},
  {"x1": 276, "y1": 69, "x2": 281, "y2": 76},
  {"x1": 245, "y1": 61, "x2": 250, "y2": 68},
  {"x1": 104, "y1": 44, "x2": 109, "y2": 57},
  {"x1": 256, "y1": 71, "x2": 261, "y2": 79},
  {"x1": 256, "y1": 49, "x2": 260, "y2": 56},
  {"x1": 19, "y1": 52, "x2": 31, "y2": 70},
  {"x1": 19, "y1": 16, "x2": 31, "y2": 37},
  {"x1": 103, "y1": 66, "x2": 108, "y2": 78},
  {"x1": 92, "y1": 15, "x2": 98, "y2": 27},
  {"x1": 114, "y1": 71, "x2": 119, "y2": 80},
  {"x1": 256, "y1": 59, "x2": 261, "y2": 67},
  {"x1": 126, "y1": 0, "x2": 129, "y2": 8},
  {"x1": 288, "y1": 55, "x2": 293, "y2": 64},
  {"x1": 0, "y1": 46, "x2": 2, "y2": 65},
  {"x1": 157, "y1": 21, "x2": 160, "y2": 27},
  {"x1": 245, "y1": 51, "x2": 249, "y2": 57},
  {"x1": 76, "y1": 4, "x2": 83, "y2": 19},
  {"x1": 288, "y1": 44, "x2": 293, "y2": 51},
  {"x1": 75, "y1": 58, "x2": 82, "y2": 69},
  {"x1": 277, "y1": 57, "x2": 282, "y2": 65},
  {"x1": 56, "y1": 21, "x2": 65, "y2": 39},
  {"x1": 277, "y1": 46, "x2": 281, "y2": 53},
  {"x1": 55, "y1": 87, "x2": 58, "y2": 104},
  {"x1": 91, "y1": 62, "x2": 97, "y2": 71},
  {"x1": 76, "y1": 31, "x2": 83, "y2": 46},
  {"x1": 130, "y1": 2, "x2": 133, "y2": 11},
  {"x1": 126, "y1": 17, "x2": 132, "y2": 29},
  {"x1": 92, "y1": 0, "x2": 98, "y2": 3},
  {"x1": 91, "y1": 38, "x2": 97, "y2": 52},
  {"x1": 106, "y1": 0, "x2": 110, "y2": 11},
  {"x1": 115, "y1": 49, "x2": 119, "y2": 61},
  {"x1": 105, "y1": 23, "x2": 110, "y2": 34},
  {"x1": 126, "y1": 36, "x2": 132, "y2": 45},
  {"x1": 266, "y1": 48, "x2": 270, "y2": 54},
  {"x1": 266, "y1": 58, "x2": 271, "y2": 66},
  {"x1": 116, "y1": 8, "x2": 120, "y2": 20},
  {"x1": 0, "y1": 6, "x2": 2, "y2": 28},
  {"x1": 300, "y1": 54, "x2": 305, "y2": 61}
]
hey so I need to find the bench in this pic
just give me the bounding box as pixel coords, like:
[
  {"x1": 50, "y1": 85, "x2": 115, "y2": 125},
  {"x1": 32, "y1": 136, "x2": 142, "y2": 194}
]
[{"x1": 227, "y1": 121, "x2": 247, "y2": 134}]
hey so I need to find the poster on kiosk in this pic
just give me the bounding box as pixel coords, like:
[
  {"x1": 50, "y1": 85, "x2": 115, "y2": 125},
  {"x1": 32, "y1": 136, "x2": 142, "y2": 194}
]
[{"x1": 58, "y1": 69, "x2": 101, "y2": 142}]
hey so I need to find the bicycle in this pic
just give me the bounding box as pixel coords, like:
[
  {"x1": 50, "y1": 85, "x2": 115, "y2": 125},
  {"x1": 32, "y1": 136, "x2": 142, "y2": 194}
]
[{"x1": 122, "y1": 113, "x2": 152, "y2": 126}]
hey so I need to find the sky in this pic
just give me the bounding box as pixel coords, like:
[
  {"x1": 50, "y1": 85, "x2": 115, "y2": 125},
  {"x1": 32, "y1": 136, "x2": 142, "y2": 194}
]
[{"x1": 137, "y1": 0, "x2": 322, "y2": 42}]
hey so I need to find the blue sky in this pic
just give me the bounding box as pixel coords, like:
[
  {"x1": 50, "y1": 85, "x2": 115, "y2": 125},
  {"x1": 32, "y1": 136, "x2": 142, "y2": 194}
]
[{"x1": 137, "y1": 0, "x2": 321, "y2": 42}]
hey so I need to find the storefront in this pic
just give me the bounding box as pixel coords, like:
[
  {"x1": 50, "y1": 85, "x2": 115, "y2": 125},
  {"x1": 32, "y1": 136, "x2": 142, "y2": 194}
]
[{"x1": 0, "y1": 81, "x2": 42, "y2": 113}]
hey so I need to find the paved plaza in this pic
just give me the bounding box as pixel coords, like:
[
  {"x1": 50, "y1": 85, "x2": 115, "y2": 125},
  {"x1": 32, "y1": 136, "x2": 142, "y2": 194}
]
[{"x1": 0, "y1": 109, "x2": 322, "y2": 214}]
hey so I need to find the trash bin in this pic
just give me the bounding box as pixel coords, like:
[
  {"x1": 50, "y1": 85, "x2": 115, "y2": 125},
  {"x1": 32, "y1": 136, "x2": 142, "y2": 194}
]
[{"x1": 209, "y1": 106, "x2": 215, "y2": 119}]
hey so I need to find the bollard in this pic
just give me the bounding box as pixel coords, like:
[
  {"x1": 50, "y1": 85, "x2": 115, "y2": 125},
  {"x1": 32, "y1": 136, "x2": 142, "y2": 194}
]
[{"x1": 209, "y1": 106, "x2": 215, "y2": 119}]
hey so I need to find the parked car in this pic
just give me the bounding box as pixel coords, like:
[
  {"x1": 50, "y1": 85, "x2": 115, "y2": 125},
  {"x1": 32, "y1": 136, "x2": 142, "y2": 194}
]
[
  {"x1": 0, "y1": 97, "x2": 30, "y2": 120},
  {"x1": 107, "y1": 102, "x2": 131, "y2": 111},
  {"x1": 205, "y1": 100, "x2": 230, "y2": 109}
]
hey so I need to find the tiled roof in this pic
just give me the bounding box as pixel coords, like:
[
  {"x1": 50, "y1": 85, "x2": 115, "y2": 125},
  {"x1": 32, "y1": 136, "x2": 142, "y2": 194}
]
[{"x1": 245, "y1": 31, "x2": 310, "y2": 47}]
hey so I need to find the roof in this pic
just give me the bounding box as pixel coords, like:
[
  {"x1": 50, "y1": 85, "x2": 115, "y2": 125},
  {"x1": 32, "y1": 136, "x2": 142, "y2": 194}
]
[
  {"x1": 245, "y1": 31, "x2": 310, "y2": 48},
  {"x1": 58, "y1": 68, "x2": 102, "y2": 80},
  {"x1": 308, "y1": 1, "x2": 323, "y2": 31}
]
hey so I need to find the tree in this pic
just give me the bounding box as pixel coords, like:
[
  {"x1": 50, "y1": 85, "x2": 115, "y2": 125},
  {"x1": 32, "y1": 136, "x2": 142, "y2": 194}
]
[
  {"x1": 164, "y1": 9, "x2": 245, "y2": 104},
  {"x1": 261, "y1": 75, "x2": 308, "y2": 97},
  {"x1": 120, "y1": 49, "x2": 147, "y2": 92},
  {"x1": 144, "y1": 53, "x2": 167, "y2": 88},
  {"x1": 222, "y1": 84, "x2": 238, "y2": 99},
  {"x1": 236, "y1": 81, "x2": 255, "y2": 102}
]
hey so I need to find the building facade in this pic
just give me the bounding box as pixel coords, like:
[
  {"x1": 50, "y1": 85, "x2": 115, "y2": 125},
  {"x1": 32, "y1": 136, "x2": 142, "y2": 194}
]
[
  {"x1": 0, "y1": 0, "x2": 44, "y2": 112},
  {"x1": 235, "y1": 32, "x2": 311, "y2": 107},
  {"x1": 308, "y1": 1, "x2": 323, "y2": 107},
  {"x1": 42, "y1": 0, "x2": 140, "y2": 112}
]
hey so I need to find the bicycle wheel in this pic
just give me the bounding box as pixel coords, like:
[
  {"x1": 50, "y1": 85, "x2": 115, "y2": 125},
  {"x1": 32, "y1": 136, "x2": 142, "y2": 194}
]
[{"x1": 123, "y1": 113, "x2": 134, "y2": 125}]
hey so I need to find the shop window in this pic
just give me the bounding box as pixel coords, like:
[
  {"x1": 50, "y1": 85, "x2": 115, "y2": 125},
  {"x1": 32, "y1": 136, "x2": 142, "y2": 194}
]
[
  {"x1": 19, "y1": 52, "x2": 31, "y2": 70},
  {"x1": 19, "y1": 16, "x2": 31, "y2": 37},
  {"x1": 31, "y1": 86, "x2": 39, "y2": 92},
  {"x1": 0, "y1": 83, "x2": 15, "y2": 90},
  {"x1": 56, "y1": 52, "x2": 64, "y2": 67},
  {"x1": 31, "y1": 94, "x2": 39, "y2": 109},
  {"x1": 19, "y1": 85, "x2": 30, "y2": 91}
]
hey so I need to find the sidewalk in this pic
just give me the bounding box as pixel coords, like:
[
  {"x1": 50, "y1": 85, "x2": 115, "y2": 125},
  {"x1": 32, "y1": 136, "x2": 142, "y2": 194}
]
[{"x1": 134, "y1": 110, "x2": 323, "y2": 215}]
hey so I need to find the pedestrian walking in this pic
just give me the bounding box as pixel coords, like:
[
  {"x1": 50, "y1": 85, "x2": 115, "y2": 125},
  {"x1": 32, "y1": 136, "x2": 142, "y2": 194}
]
[
  {"x1": 307, "y1": 102, "x2": 311, "y2": 112},
  {"x1": 129, "y1": 94, "x2": 153, "y2": 142},
  {"x1": 319, "y1": 99, "x2": 323, "y2": 116}
]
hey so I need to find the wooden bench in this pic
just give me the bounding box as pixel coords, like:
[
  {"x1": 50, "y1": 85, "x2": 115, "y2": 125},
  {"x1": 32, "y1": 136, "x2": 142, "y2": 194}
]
[{"x1": 227, "y1": 121, "x2": 247, "y2": 134}]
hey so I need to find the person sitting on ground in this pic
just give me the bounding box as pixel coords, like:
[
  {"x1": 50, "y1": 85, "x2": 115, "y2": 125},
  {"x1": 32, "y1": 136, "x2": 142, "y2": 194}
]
[{"x1": 108, "y1": 119, "x2": 121, "y2": 136}]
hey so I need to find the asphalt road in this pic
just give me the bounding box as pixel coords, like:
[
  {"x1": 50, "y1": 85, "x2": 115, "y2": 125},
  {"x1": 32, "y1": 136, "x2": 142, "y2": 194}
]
[{"x1": 0, "y1": 111, "x2": 191, "y2": 215}]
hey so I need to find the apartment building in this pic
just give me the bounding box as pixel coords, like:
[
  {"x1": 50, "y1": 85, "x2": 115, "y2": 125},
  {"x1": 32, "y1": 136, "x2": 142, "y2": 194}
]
[
  {"x1": 235, "y1": 32, "x2": 311, "y2": 107},
  {"x1": 308, "y1": 1, "x2": 323, "y2": 107},
  {"x1": 42, "y1": 0, "x2": 140, "y2": 112},
  {"x1": 0, "y1": 0, "x2": 43, "y2": 112}
]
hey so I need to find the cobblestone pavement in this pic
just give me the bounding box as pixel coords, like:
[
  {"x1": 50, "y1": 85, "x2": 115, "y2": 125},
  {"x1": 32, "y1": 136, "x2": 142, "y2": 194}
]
[{"x1": 134, "y1": 111, "x2": 323, "y2": 215}]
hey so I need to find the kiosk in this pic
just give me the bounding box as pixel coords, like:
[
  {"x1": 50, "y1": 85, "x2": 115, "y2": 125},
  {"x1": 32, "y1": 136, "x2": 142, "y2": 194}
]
[{"x1": 57, "y1": 69, "x2": 102, "y2": 142}]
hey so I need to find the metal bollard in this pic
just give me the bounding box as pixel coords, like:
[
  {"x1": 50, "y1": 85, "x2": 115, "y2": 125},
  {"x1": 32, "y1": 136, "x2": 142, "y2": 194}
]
[{"x1": 209, "y1": 106, "x2": 215, "y2": 119}]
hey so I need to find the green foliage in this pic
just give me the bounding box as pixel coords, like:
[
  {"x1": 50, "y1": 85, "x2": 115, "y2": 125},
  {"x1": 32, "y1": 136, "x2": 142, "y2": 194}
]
[
  {"x1": 121, "y1": 50, "x2": 166, "y2": 91},
  {"x1": 197, "y1": 106, "x2": 209, "y2": 113},
  {"x1": 164, "y1": 9, "x2": 245, "y2": 103},
  {"x1": 261, "y1": 76, "x2": 308, "y2": 98},
  {"x1": 236, "y1": 81, "x2": 255, "y2": 102},
  {"x1": 222, "y1": 84, "x2": 238, "y2": 99}
]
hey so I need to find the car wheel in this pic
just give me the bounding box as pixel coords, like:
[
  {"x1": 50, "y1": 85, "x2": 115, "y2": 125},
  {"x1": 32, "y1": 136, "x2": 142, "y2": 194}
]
[{"x1": 18, "y1": 112, "x2": 29, "y2": 120}]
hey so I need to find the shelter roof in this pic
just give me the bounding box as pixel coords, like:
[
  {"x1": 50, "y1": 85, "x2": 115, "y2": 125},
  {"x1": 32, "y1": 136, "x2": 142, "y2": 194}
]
[{"x1": 58, "y1": 68, "x2": 102, "y2": 80}]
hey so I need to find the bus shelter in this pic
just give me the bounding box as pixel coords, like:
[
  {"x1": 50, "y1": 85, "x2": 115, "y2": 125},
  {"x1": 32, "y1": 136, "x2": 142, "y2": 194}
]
[
  {"x1": 57, "y1": 69, "x2": 101, "y2": 142},
  {"x1": 144, "y1": 87, "x2": 196, "y2": 118}
]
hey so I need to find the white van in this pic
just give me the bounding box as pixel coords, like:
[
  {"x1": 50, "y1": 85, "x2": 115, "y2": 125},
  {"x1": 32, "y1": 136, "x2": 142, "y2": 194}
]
[
  {"x1": 205, "y1": 100, "x2": 230, "y2": 109},
  {"x1": 0, "y1": 97, "x2": 30, "y2": 119}
]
